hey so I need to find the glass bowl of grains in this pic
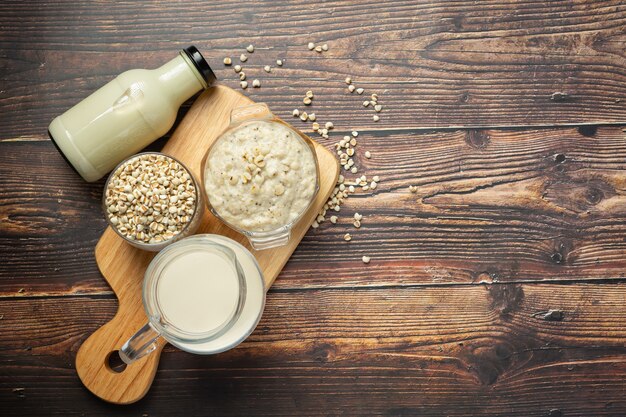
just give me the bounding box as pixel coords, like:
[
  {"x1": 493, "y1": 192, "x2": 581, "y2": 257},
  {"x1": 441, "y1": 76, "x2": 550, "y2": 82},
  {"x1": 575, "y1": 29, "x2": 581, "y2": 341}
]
[{"x1": 103, "y1": 152, "x2": 205, "y2": 251}]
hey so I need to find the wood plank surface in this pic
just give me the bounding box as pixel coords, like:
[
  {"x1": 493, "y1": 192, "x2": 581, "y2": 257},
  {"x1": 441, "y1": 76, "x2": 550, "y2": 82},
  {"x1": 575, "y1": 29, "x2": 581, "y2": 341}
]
[
  {"x1": 1, "y1": 283, "x2": 625, "y2": 416},
  {"x1": 1, "y1": 0, "x2": 626, "y2": 139},
  {"x1": 2, "y1": 0, "x2": 626, "y2": 415},
  {"x1": 2, "y1": 126, "x2": 624, "y2": 296}
]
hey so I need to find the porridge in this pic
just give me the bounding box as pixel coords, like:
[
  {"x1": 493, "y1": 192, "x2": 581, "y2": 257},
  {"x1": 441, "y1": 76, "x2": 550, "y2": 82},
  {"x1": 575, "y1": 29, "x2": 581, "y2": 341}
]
[{"x1": 204, "y1": 120, "x2": 317, "y2": 232}]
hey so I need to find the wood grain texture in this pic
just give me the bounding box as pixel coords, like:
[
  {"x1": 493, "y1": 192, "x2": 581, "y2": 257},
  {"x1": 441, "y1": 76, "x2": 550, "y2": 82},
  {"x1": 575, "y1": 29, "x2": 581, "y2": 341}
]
[
  {"x1": 1, "y1": 0, "x2": 626, "y2": 140},
  {"x1": 2, "y1": 126, "x2": 625, "y2": 296},
  {"x1": 1, "y1": 283, "x2": 625, "y2": 416},
  {"x1": 2, "y1": 1, "x2": 626, "y2": 415}
]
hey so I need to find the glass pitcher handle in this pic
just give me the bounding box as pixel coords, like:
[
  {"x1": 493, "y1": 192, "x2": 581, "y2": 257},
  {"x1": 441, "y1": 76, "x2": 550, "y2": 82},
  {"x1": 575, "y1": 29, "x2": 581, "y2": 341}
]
[{"x1": 119, "y1": 322, "x2": 161, "y2": 365}]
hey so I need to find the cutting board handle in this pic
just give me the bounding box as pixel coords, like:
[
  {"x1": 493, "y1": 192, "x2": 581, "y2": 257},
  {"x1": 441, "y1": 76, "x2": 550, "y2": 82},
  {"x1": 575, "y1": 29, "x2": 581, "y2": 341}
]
[{"x1": 76, "y1": 233, "x2": 167, "y2": 404}]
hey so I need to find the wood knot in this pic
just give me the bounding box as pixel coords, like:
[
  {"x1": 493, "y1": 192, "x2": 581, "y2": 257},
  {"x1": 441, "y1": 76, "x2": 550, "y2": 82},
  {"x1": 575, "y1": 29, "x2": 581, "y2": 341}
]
[
  {"x1": 578, "y1": 125, "x2": 597, "y2": 137},
  {"x1": 532, "y1": 309, "x2": 565, "y2": 321},
  {"x1": 487, "y1": 284, "x2": 524, "y2": 320},
  {"x1": 465, "y1": 130, "x2": 490, "y2": 149},
  {"x1": 550, "y1": 240, "x2": 572, "y2": 265},
  {"x1": 12, "y1": 388, "x2": 26, "y2": 398},
  {"x1": 452, "y1": 15, "x2": 463, "y2": 30},
  {"x1": 309, "y1": 342, "x2": 335, "y2": 364},
  {"x1": 459, "y1": 92, "x2": 470, "y2": 103},
  {"x1": 474, "y1": 270, "x2": 500, "y2": 284},
  {"x1": 553, "y1": 153, "x2": 566, "y2": 164},
  {"x1": 585, "y1": 187, "x2": 604, "y2": 204},
  {"x1": 542, "y1": 178, "x2": 613, "y2": 213},
  {"x1": 475, "y1": 272, "x2": 493, "y2": 284},
  {"x1": 550, "y1": 92, "x2": 570, "y2": 102},
  {"x1": 463, "y1": 342, "x2": 516, "y2": 385}
]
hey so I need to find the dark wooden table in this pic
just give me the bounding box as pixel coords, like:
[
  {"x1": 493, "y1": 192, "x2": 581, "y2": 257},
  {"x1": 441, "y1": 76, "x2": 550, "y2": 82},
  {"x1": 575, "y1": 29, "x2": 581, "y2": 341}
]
[{"x1": 1, "y1": 1, "x2": 625, "y2": 415}]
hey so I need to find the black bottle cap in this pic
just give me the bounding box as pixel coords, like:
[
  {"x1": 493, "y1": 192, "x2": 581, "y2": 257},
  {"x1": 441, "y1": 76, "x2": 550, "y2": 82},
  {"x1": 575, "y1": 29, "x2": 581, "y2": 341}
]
[{"x1": 182, "y1": 45, "x2": 216, "y2": 87}]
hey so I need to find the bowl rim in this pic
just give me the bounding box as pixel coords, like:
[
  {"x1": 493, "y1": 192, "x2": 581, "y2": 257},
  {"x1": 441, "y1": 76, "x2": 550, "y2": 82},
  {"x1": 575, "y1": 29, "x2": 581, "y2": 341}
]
[
  {"x1": 200, "y1": 115, "x2": 321, "y2": 240},
  {"x1": 102, "y1": 151, "x2": 202, "y2": 250}
]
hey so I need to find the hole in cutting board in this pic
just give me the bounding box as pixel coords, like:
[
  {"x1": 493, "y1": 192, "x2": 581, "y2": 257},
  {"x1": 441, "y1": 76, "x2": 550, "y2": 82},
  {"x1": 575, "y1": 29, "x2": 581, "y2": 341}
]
[{"x1": 106, "y1": 350, "x2": 128, "y2": 373}]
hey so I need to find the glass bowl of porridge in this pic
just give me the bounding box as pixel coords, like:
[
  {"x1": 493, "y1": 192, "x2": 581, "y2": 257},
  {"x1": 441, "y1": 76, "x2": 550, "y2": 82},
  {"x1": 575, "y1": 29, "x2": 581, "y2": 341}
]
[{"x1": 201, "y1": 103, "x2": 319, "y2": 250}]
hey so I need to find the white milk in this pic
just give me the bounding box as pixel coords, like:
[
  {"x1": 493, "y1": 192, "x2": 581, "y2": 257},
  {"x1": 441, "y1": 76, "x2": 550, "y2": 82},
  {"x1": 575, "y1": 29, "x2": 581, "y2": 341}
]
[
  {"x1": 156, "y1": 248, "x2": 240, "y2": 335},
  {"x1": 166, "y1": 235, "x2": 266, "y2": 355},
  {"x1": 120, "y1": 235, "x2": 264, "y2": 364}
]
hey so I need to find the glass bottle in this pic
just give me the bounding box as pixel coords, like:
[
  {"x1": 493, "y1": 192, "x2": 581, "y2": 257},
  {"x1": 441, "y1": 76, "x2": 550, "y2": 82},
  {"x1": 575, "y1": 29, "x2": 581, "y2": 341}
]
[{"x1": 48, "y1": 46, "x2": 215, "y2": 182}]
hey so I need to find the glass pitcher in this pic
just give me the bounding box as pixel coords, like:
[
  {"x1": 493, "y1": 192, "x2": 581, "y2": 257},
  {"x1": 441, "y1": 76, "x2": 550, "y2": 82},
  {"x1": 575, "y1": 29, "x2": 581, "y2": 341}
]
[{"x1": 119, "y1": 234, "x2": 266, "y2": 363}]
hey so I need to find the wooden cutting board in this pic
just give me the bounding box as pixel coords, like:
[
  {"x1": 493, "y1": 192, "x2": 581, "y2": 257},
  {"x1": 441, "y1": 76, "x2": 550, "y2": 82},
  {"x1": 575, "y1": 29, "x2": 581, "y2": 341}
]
[{"x1": 75, "y1": 85, "x2": 339, "y2": 404}]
